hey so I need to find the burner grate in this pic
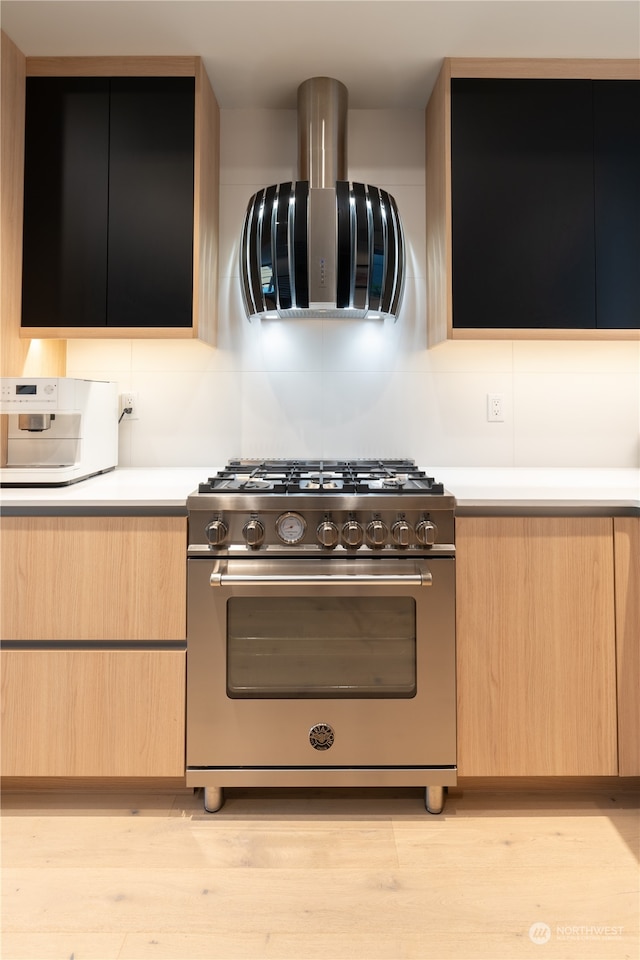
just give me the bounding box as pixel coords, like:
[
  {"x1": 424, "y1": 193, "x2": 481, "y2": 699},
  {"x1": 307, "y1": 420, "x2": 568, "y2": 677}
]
[{"x1": 198, "y1": 460, "x2": 444, "y2": 495}]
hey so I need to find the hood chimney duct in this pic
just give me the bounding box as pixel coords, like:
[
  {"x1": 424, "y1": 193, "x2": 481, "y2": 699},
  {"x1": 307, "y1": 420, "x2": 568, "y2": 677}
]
[{"x1": 297, "y1": 77, "x2": 348, "y2": 187}]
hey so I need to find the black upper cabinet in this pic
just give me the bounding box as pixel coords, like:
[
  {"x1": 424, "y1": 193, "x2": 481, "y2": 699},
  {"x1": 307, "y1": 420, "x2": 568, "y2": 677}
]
[
  {"x1": 22, "y1": 78, "x2": 110, "y2": 328},
  {"x1": 22, "y1": 76, "x2": 195, "y2": 329},
  {"x1": 593, "y1": 81, "x2": 640, "y2": 329},
  {"x1": 450, "y1": 78, "x2": 639, "y2": 331},
  {"x1": 107, "y1": 79, "x2": 195, "y2": 327}
]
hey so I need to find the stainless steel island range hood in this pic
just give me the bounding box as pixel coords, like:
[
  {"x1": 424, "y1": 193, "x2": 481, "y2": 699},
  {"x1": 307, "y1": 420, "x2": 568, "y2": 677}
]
[{"x1": 239, "y1": 77, "x2": 405, "y2": 322}]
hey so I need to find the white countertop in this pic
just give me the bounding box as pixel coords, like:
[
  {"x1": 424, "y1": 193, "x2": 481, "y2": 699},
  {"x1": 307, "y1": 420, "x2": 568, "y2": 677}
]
[
  {"x1": 0, "y1": 468, "x2": 204, "y2": 512},
  {"x1": 430, "y1": 466, "x2": 640, "y2": 513},
  {"x1": 1, "y1": 466, "x2": 638, "y2": 514}
]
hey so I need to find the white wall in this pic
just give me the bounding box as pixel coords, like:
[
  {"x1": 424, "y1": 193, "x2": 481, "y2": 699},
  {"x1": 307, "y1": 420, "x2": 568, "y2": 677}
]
[{"x1": 67, "y1": 107, "x2": 640, "y2": 471}]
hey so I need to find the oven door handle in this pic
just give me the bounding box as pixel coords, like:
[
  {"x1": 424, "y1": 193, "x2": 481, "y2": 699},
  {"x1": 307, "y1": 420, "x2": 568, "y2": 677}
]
[{"x1": 209, "y1": 560, "x2": 432, "y2": 588}]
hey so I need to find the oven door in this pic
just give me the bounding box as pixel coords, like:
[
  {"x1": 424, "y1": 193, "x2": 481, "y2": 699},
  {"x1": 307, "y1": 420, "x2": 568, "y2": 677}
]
[{"x1": 187, "y1": 556, "x2": 455, "y2": 769}]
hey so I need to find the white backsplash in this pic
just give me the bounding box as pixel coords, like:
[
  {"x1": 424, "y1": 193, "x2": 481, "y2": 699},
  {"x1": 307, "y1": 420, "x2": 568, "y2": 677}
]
[{"x1": 66, "y1": 107, "x2": 640, "y2": 470}]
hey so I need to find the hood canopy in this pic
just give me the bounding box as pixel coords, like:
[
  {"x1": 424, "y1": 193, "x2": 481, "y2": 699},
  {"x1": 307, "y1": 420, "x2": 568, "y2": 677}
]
[{"x1": 239, "y1": 77, "x2": 405, "y2": 322}]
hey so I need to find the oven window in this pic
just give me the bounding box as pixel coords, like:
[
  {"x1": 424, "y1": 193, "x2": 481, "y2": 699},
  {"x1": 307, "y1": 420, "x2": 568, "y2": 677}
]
[{"x1": 227, "y1": 596, "x2": 416, "y2": 698}]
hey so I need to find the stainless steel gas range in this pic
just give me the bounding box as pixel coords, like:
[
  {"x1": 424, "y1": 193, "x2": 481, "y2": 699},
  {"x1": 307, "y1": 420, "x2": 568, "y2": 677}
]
[{"x1": 186, "y1": 459, "x2": 456, "y2": 814}]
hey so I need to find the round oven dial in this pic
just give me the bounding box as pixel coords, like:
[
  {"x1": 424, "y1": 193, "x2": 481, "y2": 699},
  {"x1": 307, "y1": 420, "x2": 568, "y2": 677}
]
[
  {"x1": 342, "y1": 520, "x2": 363, "y2": 548},
  {"x1": 205, "y1": 518, "x2": 228, "y2": 546},
  {"x1": 243, "y1": 518, "x2": 265, "y2": 548},
  {"x1": 391, "y1": 519, "x2": 412, "y2": 547},
  {"x1": 317, "y1": 520, "x2": 339, "y2": 549},
  {"x1": 366, "y1": 519, "x2": 388, "y2": 548},
  {"x1": 276, "y1": 512, "x2": 306, "y2": 545},
  {"x1": 415, "y1": 520, "x2": 438, "y2": 546}
]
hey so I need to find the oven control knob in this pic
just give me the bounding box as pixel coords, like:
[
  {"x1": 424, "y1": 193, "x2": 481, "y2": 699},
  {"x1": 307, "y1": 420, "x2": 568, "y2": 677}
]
[
  {"x1": 415, "y1": 520, "x2": 438, "y2": 547},
  {"x1": 391, "y1": 519, "x2": 412, "y2": 547},
  {"x1": 205, "y1": 519, "x2": 228, "y2": 546},
  {"x1": 243, "y1": 518, "x2": 265, "y2": 548},
  {"x1": 342, "y1": 520, "x2": 363, "y2": 548},
  {"x1": 366, "y1": 519, "x2": 388, "y2": 548},
  {"x1": 317, "y1": 520, "x2": 339, "y2": 549}
]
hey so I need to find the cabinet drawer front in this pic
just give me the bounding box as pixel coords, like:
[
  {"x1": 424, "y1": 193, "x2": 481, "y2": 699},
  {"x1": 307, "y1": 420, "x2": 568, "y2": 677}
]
[
  {"x1": 0, "y1": 517, "x2": 186, "y2": 641},
  {"x1": 1, "y1": 649, "x2": 185, "y2": 777}
]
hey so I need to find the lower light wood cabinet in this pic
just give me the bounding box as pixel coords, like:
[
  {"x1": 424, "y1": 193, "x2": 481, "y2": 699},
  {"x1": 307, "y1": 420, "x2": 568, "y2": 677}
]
[
  {"x1": 0, "y1": 515, "x2": 187, "y2": 779},
  {"x1": 614, "y1": 517, "x2": 640, "y2": 776},
  {"x1": 1, "y1": 649, "x2": 185, "y2": 777},
  {"x1": 0, "y1": 516, "x2": 186, "y2": 641},
  {"x1": 456, "y1": 516, "x2": 618, "y2": 776}
]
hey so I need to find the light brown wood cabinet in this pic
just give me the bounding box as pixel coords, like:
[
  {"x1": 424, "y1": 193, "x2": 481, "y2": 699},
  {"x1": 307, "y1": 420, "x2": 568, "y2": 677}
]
[
  {"x1": 455, "y1": 516, "x2": 618, "y2": 776},
  {"x1": 1, "y1": 649, "x2": 185, "y2": 776},
  {"x1": 614, "y1": 517, "x2": 640, "y2": 775},
  {"x1": 0, "y1": 515, "x2": 187, "y2": 778},
  {"x1": 0, "y1": 516, "x2": 186, "y2": 641}
]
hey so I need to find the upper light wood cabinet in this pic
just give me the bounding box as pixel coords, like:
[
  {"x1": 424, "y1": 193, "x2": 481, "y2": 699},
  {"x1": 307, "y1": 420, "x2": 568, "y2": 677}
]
[
  {"x1": 19, "y1": 56, "x2": 219, "y2": 344},
  {"x1": 455, "y1": 516, "x2": 618, "y2": 776},
  {"x1": 0, "y1": 516, "x2": 186, "y2": 641},
  {"x1": 614, "y1": 517, "x2": 640, "y2": 776},
  {"x1": 425, "y1": 58, "x2": 640, "y2": 344}
]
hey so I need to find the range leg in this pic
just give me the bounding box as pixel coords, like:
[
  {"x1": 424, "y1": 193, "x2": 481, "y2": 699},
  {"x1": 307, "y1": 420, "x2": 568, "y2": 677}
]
[
  {"x1": 425, "y1": 785, "x2": 444, "y2": 814},
  {"x1": 203, "y1": 787, "x2": 224, "y2": 813}
]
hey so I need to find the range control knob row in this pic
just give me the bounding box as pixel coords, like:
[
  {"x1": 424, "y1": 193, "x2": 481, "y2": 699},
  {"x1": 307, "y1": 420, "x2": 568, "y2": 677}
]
[
  {"x1": 415, "y1": 520, "x2": 438, "y2": 546},
  {"x1": 243, "y1": 518, "x2": 265, "y2": 548},
  {"x1": 342, "y1": 520, "x2": 364, "y2": 548},
  {"x1": 366, "y1": 519, "x2": 389, "y2": 548},
  {"x1": 317, "y1": 520, "x2": 340, "y2": 549},
  {"x1": 205, "y1": 519, "x2": 228, "y2": 546}
]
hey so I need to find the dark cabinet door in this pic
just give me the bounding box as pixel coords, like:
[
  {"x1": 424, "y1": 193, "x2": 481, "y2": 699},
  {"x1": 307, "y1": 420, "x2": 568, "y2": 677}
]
[
  {"x1": 21, "y1": 76, "x2": 195, "y2": 329},
  {"x1": 593, "y1": 80, "x2": 640, "y2": 329},
  {"x1": 107, "y1": 78, "x2": 194, "y2": 327},
  {"x1": 22, "y1": 78, "x2": 110, "y2": 328},
  {"x1": 451, "y1": 79, "x2": 596, "y2": 330}
]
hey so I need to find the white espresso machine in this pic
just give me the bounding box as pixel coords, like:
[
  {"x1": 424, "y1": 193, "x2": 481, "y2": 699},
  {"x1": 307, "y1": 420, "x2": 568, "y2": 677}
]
[{"x1": 1, "y1": 377, "x2": 118, "y2": 486}]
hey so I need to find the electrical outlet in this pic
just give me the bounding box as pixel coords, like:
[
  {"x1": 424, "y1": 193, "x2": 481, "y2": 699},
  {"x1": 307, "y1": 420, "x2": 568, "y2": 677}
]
[
  {"x1": 119, "y1": 391, "x2": 138, "y2": 420},
  {"x1": 487, "y1": 393, "x2": 504, "y2": 422}
]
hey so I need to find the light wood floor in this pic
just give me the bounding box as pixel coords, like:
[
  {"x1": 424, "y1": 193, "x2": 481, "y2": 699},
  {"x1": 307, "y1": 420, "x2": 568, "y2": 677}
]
[{"x1": 1, "y1": 782, "x2": 638, "y2": 960}]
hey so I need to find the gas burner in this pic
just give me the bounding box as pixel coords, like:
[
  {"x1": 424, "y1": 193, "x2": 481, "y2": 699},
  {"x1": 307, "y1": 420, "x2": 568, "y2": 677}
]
[
  {"x1": 300, "y1": 471, "x2": 344, "y2": 491},
  {"x1": 300, "y1": 479, "x2": 344, "y2": 490},
  {"x1": 238, "y1": 477, "x2": 274, "y2": 489}
]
